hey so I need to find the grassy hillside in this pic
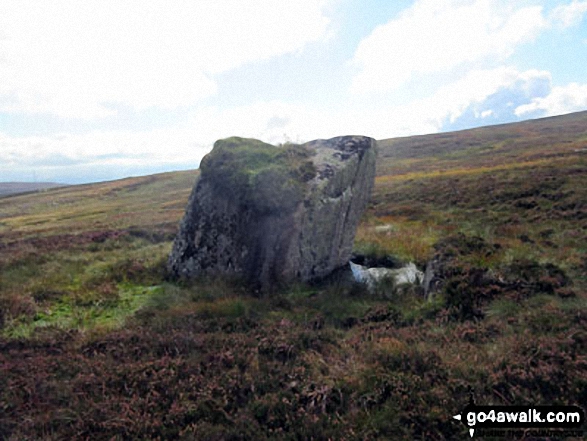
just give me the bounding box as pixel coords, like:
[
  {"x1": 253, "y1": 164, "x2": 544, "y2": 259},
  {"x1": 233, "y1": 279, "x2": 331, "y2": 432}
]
[
  {"x1": 0, "y1": 171, "x2": 196, "y2": 336},
  {"x1": 376, "y1": 111, "x2": 587, "y2": 176},
  {"x1": 0, "y1": 182, "x2": 66, "y2": 197},
  {"x1": 1, "y1": 113, "x2": 586, "y2": 439}
]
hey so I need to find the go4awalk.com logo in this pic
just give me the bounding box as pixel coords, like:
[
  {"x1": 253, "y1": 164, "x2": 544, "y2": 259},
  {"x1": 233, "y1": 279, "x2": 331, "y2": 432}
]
[{"x1": 453, "y1": 395, "x2": 585, "y2": 438}]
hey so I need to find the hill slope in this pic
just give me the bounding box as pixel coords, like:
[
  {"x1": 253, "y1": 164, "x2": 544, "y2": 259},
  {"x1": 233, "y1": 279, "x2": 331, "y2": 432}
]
[
  {"x1": 357, "y1": 111, "x2": 587, "y2": 281},
  {"x1": 380, "y1": 111, "x2": 587, "y2": 157},
  {"x1": 0, "y1": 182, "x2": 66, "y2": 197},
  {"x1": 0, "y1": 112, "x2": 585, "y2": 440}
]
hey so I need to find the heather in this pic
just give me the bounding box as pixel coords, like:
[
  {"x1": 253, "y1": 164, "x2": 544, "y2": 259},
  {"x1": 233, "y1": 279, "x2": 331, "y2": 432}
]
[{"x1": 1, "y1": 113, "x2": 586, "y2": 440}]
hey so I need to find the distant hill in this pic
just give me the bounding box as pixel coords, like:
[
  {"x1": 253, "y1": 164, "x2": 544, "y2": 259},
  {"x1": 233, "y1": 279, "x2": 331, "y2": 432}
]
[
  {"x1": 376, "y1": 110, "x2": 587, "y2": 177},
  {"x1": 0, "y1": 182, "x2": 66, "y2": 197}
]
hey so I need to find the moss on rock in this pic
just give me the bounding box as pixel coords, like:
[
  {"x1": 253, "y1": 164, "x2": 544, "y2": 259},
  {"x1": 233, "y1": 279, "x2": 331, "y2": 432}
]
[{"x1": 200, "y1": 137, "x2": 317, "y2": 214}]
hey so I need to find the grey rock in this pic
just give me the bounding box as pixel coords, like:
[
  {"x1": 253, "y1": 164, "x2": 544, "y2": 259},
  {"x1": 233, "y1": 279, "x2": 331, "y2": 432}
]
[
  {"x1": 168, "y1": 135, "x2": 377, "y2": 291},
  {"x1": 350, "y1": 261, "x2": 424, "y2": 291},
  {"x1": 393, "y1": 263, "x2": 424, "y2": 285},
  {"x1": 423, "y1": 258, "x2": 440, "y2": 298}
]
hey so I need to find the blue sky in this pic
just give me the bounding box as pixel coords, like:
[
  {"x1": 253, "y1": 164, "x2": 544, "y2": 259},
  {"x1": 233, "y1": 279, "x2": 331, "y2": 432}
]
[{"x1": 1, "y1": 0, "x2": 587, "y2": 184}]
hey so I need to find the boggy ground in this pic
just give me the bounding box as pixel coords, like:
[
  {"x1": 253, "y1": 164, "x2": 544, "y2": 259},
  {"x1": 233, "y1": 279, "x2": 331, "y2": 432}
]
[{"x1": 1, "y1": 112, "x2": 586, "y2": 440}]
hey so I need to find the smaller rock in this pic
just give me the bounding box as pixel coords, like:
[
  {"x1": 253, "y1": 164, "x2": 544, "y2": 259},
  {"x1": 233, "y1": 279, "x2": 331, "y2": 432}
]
[
  {"x1": 392, "y1": 263, "x2": 424, "y2": 285},
  {"x1": 350, "y1": 261, "x2": 424, "y2": 291},
  {"x1": 373, "y1": 224, "x2": 396, "y2": 233},
  {"x1": 423, "y1": 257, "x2": 441, "y2": 298}
]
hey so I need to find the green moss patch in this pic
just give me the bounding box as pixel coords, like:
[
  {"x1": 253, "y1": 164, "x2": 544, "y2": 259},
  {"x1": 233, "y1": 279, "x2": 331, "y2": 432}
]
[
  {"x1": 2, "y1": 284, "x2": 160, "y2": 338},
  {"x1": 200, "y1": 137, "x2": 316, "y2": 214}
]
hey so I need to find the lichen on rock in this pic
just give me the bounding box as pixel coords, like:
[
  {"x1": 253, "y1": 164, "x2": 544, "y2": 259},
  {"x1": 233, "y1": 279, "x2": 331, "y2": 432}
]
[{"x1": 168, "y1": 135, "x2": 376, "y2": 291}]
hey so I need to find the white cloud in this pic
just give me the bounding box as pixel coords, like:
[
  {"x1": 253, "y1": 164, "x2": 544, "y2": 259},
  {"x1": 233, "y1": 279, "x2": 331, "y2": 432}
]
[
  {"x1": 385, "y1": 67, "x2": 550, "y2": 131},
  {"x1": 0, "y1": 101, "x2": 333, "y2": 183},
  {"x1": 0, "y1": 0, "x2": 330, "y2": 118},
  {"x1": 0, "y1": 65, "x2": 568, "y2": 184},
  {"x1": 187, "y1": 100, "x2": 365, "y2": 146},
  {"x1": 350, "y1": 0, "x2": 546, "y2": 94},
  {"x1": 192, "y1": 68, "x2": 556, "y2": 142},
  {"x1": 143, "y1": 68, "x2": 557, "y2": 144},
  {"x1": 515, "y1": 82, "x2": 587, "y2": 117},
  {"x1": 550, "y1": 0, "x2": 587, "y2": 28},
  {"x1": 0, "y1": 127, "x2": 209, "y2": 171},
  {"x1": 0, "y1": 98, "x2": 410, "y2": 183}
]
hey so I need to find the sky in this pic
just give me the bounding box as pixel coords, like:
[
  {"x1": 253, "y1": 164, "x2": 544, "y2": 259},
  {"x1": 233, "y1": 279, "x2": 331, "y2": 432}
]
[{"x1": 1, "y1": 0, "x2": 587, "y2": 184}]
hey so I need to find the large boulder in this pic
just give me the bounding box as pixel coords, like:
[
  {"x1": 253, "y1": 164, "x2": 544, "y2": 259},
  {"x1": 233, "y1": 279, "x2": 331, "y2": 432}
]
[{"x1": 168, "y1": 135, "x2": 376, "y2": 290}]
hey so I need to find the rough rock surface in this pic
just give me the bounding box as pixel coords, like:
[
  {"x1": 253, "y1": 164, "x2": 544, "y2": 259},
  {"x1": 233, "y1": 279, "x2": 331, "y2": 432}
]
[{"x1": 168, "y1": 135, "x2": 377, "y2": 290}]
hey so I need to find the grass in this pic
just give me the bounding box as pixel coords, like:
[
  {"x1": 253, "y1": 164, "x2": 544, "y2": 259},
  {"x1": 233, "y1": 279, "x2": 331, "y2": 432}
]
[
  {"x1": 354, "y1": 216, "x2": 441, "y2": 264},
  {"x1": 1, "y1": 112, "x2": 586, "y2": 439}
]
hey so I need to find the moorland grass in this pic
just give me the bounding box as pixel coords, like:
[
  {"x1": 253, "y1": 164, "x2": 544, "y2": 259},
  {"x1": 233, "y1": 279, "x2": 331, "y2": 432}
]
[{"x1": 1, "y1": 113, "x2": 586, "y2": 439}]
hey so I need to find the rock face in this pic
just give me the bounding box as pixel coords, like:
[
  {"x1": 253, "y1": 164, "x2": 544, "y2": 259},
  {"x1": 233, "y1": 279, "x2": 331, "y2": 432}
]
[{"x1": 168, "y1": 135, "x2": 376, "y2": 290}]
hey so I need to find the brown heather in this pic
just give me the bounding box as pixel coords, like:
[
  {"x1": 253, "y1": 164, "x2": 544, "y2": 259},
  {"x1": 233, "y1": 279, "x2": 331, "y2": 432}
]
[{"x1": 1, "y1": 112, "x2": 586, "y2": 439}]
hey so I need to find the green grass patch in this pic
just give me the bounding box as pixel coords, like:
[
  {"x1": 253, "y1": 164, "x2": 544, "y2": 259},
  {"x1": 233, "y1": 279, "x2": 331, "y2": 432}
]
[{"x1": 2, "y1": 284, "x2": 161, "y2": 338}]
